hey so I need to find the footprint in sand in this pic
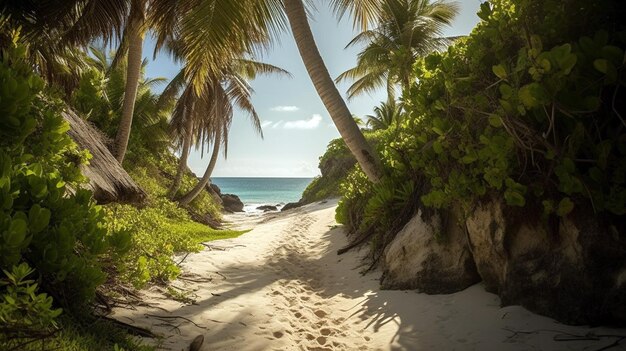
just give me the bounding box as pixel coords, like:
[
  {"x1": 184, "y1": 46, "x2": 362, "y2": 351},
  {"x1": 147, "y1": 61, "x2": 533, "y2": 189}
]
[
  {"x1": 314, "y1": 320, "x2": 328, "y2": 328},
  {"x1": 307, "y1": 347, "x2": 332, "y2": 351},
  {"x1": 319, "y1": 328, "x2": 333, "y2": 336},
  {"x1": 313, "y1": 309, "x2": 328, "y2": 318},
  {"x1": 272, "y1": 331, "x2": 284, "y2": 339}
]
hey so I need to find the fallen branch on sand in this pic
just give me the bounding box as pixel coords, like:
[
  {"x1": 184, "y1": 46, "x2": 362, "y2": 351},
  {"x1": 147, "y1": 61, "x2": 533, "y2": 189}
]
[
  {"x1": 503, "y1": 328, "x2": 626, "y2": 350},
  {"x1": 145, "y1": 314, "x2": 207, "y2": 330},
  {"x1": 99, "y1": 316, "x2": 157, "y2": 338}
]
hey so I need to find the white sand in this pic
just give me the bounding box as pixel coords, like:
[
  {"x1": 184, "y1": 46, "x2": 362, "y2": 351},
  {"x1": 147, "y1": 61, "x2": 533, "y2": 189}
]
[{"x1": 113, "y1": 200, "x2": 626, "y2": 350}]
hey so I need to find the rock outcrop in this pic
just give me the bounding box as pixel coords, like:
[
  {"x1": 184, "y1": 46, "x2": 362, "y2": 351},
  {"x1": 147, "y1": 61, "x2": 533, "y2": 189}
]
[
  {"x1": 381, "y1": 208, "x2": 480, "y2": 294},
  {"x1": 465, "y1": 197, "x2": 626, "y2": 325},
  {"x1": 380, "y1": 195, "x2": 626, "y2": 325},
  {"x1": 281, "y1": 201, "x2": 303, "y2": 212},
  {"x1": 222, "y1": 194, "x2": 244, "y2": 212},
  {"x1": 257, "y1": 205, "x2": 278, "y2": 212}
]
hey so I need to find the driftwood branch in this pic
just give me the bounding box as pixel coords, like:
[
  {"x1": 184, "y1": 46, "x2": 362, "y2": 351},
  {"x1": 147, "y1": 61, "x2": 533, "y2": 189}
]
[{"x1": 99, "y1": 316, "x2": 157, "y2": 338}]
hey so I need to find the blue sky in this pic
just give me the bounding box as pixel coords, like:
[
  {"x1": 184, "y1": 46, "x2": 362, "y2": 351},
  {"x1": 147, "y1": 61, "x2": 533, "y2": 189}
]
[{"x1": 143, "y1": 1, "x2": 482, "y2": 178}]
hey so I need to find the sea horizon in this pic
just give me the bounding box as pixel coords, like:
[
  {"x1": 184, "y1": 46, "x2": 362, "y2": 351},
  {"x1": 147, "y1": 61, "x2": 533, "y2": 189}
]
[
  {"x1": 211, "y1": 177, "x2": 314, "y2": 212},
  {"x1": 211, "y1": 176, "x2": 317, "y2": 179}
]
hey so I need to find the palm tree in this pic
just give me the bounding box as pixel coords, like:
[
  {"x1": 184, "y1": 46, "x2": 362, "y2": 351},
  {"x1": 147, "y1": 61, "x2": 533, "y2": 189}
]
[
  {"x1": 166, "y1": 58, "x2": 289, "y2": 203},
  {"x1": 112, "y1": 0, "x2": 146, "y2": 163},
  {"x1": 336, "y1": 0, "x2": 459, "y2": 100},
  {"x1": 10, "y1": 0, "x2": 386, "y2": 182},
  {"x1": 72, "y1": 46, "x2": 172, "y2": 155},
  {"x1": 366, "y1": 100, "x2": 403, "y2": 130},
  {"x1": 284, "y1": 0, "x2": 383, "y2": 182}
]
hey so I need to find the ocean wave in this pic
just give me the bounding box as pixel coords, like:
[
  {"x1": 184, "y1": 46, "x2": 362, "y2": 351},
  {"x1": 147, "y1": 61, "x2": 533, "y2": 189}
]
[{"x1": 243, "y1": 203, "x2": 284, "y2": 214}]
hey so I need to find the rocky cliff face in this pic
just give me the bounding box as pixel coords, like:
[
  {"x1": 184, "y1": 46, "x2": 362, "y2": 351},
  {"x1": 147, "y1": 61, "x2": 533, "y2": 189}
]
[
  {"x1": 381, "y1": 197, "x2": 626, "y2": 325},
  {"x1": 299, "y1": 143, "x2": 356, "y2": 205},
  {"x1": 381, "y1": 207, "x2": 480, "y2": 294},
  {"x1": 466, "y1": 198, "x2": 626, "y2": 325}
]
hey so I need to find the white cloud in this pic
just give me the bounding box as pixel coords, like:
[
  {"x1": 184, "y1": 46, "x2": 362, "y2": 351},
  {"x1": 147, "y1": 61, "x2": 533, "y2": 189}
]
[
  {"x1": 284, "y1": 114, "x2": 323, "y2": 130},
  {"x1": 260, "y1": 120, "x2": 273, "y2": 129},
  {"x1": 271, "y1": 120, "x2": 284, "y2": 129},
  {"x1": 271, "y1": 105, "x2": 300, "y2": 112}
]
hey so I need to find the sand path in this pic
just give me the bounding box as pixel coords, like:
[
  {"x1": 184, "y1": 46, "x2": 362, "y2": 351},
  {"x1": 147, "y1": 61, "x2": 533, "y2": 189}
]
[{"x1": 113, "y1": 200, "x2": 626, "y2": 351}]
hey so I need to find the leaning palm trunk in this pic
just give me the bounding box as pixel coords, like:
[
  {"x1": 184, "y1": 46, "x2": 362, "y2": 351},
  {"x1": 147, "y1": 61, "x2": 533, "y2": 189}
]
[
  {"x1": 168, "y1": 118, "x2": 193, "y2": 198},
  {"x1": 284, "y1": 0, "x2": 382, "y2": 183},
  {"x1": 178, "y1": 133, "x2": 221, "y2": 206},
  {"x1": 114, "y1": 21, "x2": 144, "y2": 163}
]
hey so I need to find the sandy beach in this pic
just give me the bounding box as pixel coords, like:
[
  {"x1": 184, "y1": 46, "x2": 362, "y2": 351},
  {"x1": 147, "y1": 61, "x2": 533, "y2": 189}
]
[{"x1": 112, "y1": 200, "x2": 626, "y2": 351}]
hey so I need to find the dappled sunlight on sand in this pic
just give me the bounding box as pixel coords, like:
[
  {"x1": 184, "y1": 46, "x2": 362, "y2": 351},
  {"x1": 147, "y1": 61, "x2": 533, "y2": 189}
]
[{"x1": 113, "y1": 200, "x2": 625, "y2": 351}]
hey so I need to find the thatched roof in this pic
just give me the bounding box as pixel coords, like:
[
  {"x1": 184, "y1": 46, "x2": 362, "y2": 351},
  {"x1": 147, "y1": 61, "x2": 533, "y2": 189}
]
[{"x1": 63, "y1": 109, "x2": 147, "y2": 205}]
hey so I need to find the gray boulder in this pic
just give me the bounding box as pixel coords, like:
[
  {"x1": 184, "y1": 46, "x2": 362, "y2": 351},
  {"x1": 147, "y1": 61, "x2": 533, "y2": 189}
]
[
  {"x1": 257, "y1": 205, "x2": 278, "y2": 212},
  {"x1": 281, "y1": 201, "x2": 303, "y2": 212},
  {"x1": 221, "y1": 194, "x2": 244, "y2": 212}
]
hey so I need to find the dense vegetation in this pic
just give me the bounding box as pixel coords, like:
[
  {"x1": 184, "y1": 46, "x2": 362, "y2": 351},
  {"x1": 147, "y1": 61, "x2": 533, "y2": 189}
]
[
  {"x1": 2, "y1": 0, "x2": 625, "y2": 347},
  {"x1": 2, "y1": 0, "x2": 394, "y2": 347},
  {"x1": 331, "y1": 0, "x2": 625, "y2": 262},
  {"x1": 0, "y1": 31, "x2": 242, "y2": 350}
]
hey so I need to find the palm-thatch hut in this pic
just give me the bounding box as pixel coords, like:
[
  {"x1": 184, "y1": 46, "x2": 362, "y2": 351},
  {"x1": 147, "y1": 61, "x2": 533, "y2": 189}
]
[{"x1": 64, "y1": 109, "x2": 147, "y2": 205}]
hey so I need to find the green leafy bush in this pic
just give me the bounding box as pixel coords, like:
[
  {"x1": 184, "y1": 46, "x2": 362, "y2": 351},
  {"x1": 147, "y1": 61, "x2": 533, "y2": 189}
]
[
  {"x1": 398, "y1": 0, "x2": 626, "y2": 216},
  {"x1": 0, "y1": 263, "x2": 61, "y2": 330},
  {"x1": 0, "y1": 37, "x2": 128, "y2": 332},
  {"x1": 104, "y1": 200, "x2": 241, "y2": 288},
  {"x1": 337, "y1": 0, "x2": 625, "y2": 257}
]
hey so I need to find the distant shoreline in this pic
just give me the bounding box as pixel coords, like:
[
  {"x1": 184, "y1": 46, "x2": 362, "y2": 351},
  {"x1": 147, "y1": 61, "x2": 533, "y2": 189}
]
[{"x1": 211, "y1": 176, "x2": 316, "y2": 179}]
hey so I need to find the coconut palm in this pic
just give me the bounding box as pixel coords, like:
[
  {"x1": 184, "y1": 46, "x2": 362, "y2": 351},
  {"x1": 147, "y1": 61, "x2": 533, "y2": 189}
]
[
  {"x1": 8, "y1": 0, "x2": 385, "y2": 182},
  {"x1": 165, "y1": 58, "x2": 290, "y2": 203},
  {"x1": 336, "y1": 0, "x2": 459, "y2": 100},
  {"x1": 149, "y1": 0, "x2": 386, "y2": 182},
  {"x1": 366, "y1": 100, "x2": 403, "y2": 130},
  {"x1": 284, "y1": 0, "x2": 383, "y2": 182},
  {"x1": 112, "y1": 0, "x2": 146, "y2": 163},
  {"x1": 72, "y1": 46, "x2": 172, "y2": 155}
]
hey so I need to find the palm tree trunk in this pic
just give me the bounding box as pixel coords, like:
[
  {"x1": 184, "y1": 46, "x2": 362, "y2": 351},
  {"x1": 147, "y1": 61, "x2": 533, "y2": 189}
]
[
  {"x1": 168, "y1": 117, "x2": 193, "y2": 198},
  {"x1": 284, "y1": 0, "x2": 382, "y2": 183},
  {"x1": 114, "y1": 20, "x2": 144, "y2": 163},
  {"x1": 178, "y1": 134, "x2": 221, "y2": 206}
]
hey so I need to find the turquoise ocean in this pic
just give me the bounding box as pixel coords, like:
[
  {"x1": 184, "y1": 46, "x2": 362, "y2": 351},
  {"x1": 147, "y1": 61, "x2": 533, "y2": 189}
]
[{"x1": 211, "y1": 177, "x2": 313, "y2": 212}]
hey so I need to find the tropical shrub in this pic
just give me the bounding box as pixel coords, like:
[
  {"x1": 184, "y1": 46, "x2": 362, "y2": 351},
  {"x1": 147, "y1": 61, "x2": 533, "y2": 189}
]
[
  {"x1": 402, "y1": 0, "x2": 625, "y2": 215},
  {"x1": 337, "y1": 0, "x2": 626, "y2": 257},
  {"x1": 104, "y1": 200, "x2": 241, "y2": 288},
  {"x1": 0, "y1": 37, "x2": 129, "y2": 334}
]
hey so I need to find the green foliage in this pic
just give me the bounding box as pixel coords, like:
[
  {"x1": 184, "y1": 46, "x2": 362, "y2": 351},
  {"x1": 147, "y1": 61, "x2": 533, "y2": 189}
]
[
  {"x1": 301, "y1": 138, "x2": 356, "y2": 203},
  {"x1": 0, "y1": 263, "x2": 61, "y2": 330},
  {"x1": 0, "y1": 38, "x2": 127, "y2": 332},
  {"x1": 1, "y1": 314, "x2": 155, "y2": 351},
  {"x1": 395, "y1": 0, "x2": 625, "y2": 215},
  {"x1": 336, "y1": 168, "x2": 373, "y2": 232},
  {"x1": 335, "y1": 0, "x2": 625, "y2": 257},
  {"x1": 103, "y1": 201, "x2": 242, "y2": 288},
  {"x1": 0, "y1": 30, "x2": 148, "y2": 349},
  {"x1": 126, "y1": 151, "x2": 222, "y2": 218},
  {"x1": 302, "y1": 132, "x2": 385, "y2": 205},
  {"x1": 72, "y1": 47, "x2": 172, "y2": 159}
]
